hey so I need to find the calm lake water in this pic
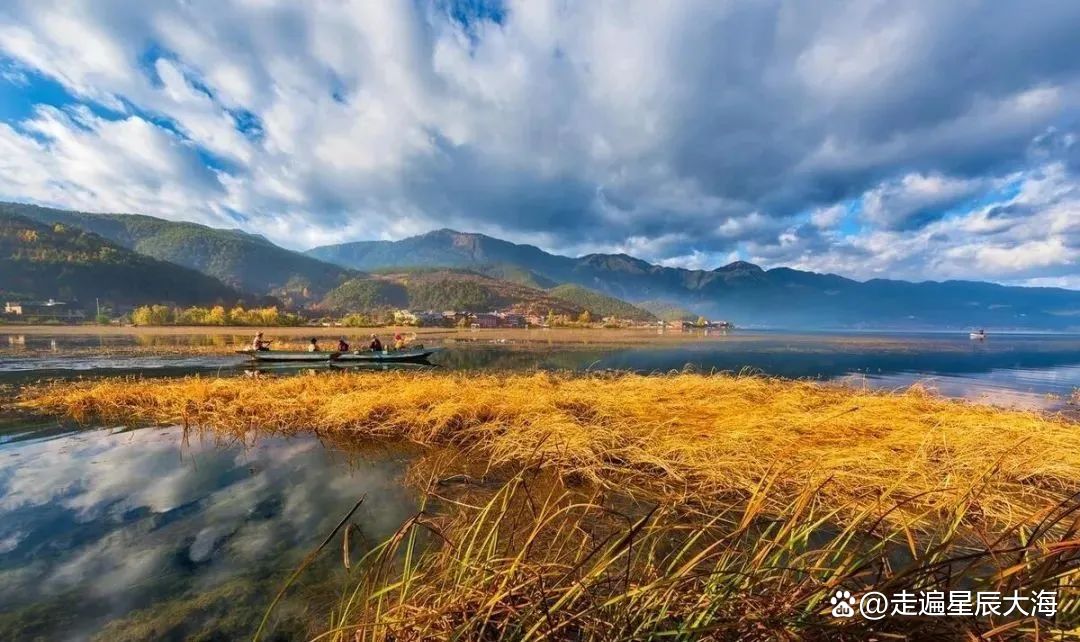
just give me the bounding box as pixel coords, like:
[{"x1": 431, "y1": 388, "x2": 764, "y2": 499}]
[
  {"x1": 0, "y1": 421, "x2": 419, "y2": 641},
  {"x1": 2, "y1": 329, "x2": 1078, "y2": 406},
  {"x1": 0, "y1": 330, "x2": 1078, "y2": 639}
]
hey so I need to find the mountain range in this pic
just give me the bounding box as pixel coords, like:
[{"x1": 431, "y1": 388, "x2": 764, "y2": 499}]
[
  {"x1": 0, "y1": 211, "x2": 243, "y2": 306},
  {"x1": 3, "y1": 201, "x2": 1078, "y2": 329},
  {"x1": 308, "y1": 229, "x2": 1080, "y2": 329},
  {"x1": 2, "y1": 202, "x2": 354, "y2": 305},
  {"x1": 321, "y1": 270, "x2": 591, "y2": 317}
]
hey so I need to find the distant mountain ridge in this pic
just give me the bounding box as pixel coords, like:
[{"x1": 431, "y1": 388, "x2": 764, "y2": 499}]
[
  {"x1": 0, "y1": 212, "x2": 243, "y2": 307},
  {"x1": 548, "y1": 284, "x2": 656, "y2": 322},
  {"x1": 309, "y1": 229, "x2": 1080, "y2": 329},
  {"x1": 2, "y1": 202, "x2": 355, "y2": 305},
  {"x1": 322, "y1": 269, "x2": 586, "y2": 316},
  {"x1": 5, "y1": 201, "x2": 1076, "y2": 329}
]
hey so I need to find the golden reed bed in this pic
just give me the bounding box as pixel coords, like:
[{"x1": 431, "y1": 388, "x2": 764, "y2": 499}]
[{"x1": 20, "y1": 370, "x2": 1080, "y2": 532}]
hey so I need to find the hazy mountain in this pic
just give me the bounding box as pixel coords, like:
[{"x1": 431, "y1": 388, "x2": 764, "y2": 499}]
[
  {"x1": 322, "y1": 269, "x2": 584, "y2": 316},
  {"x1": 0, "y1": 212, "x2": 243, "y2": 307},
  {"x1": 3, "y1": 202, "x2": 355, "y2": 305},
  {"x1": 548, "y1": 285, "x2": 656, "y2": 321},
  {"x1": 638, "y1": 300, "x2": 700, "y2": 323},
  {"x1": 309, "y1": 229, "x2": 1080, "y2": 329}
]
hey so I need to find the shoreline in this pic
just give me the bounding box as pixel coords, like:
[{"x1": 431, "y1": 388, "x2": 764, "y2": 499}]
[{"x1": 3, "y1": 323, "x2": 1058, "y2": 347}]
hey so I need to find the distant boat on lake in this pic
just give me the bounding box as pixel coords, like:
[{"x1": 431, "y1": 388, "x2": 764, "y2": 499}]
[{"x1": 969, "y1": 329, "x2": 987, "y2": 340}]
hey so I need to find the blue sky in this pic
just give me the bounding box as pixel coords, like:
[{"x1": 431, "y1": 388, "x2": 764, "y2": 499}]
[{"x1": 0, "y1": 0, "x2": 1077, "y2": 288}]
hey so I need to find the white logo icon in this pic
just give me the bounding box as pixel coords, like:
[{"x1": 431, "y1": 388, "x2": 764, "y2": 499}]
[{"x1": 830, "y1": 589, "x2": 856, "y2": 618}]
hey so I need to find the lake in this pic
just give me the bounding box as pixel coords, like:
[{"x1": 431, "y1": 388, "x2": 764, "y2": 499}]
[
  {"x1": 0, "y1": 420, "x2": 420, "y2": 641},
  {"x1": 1, "y1": 329, "x2": 1078, "y2": 639},
  {"x1": 3, "y1": 329, "x2": 1079, "y2": 407}
]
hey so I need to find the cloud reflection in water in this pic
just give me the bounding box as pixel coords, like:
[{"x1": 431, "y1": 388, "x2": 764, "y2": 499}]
[{"x1": 0, "y1": 424, "x2": 418, "y2": 639}]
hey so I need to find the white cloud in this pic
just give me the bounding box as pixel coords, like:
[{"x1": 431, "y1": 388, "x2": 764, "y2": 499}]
[
  {"x1": 945, "y1": 237, "x2": 1074, "y2": 273},
  {"x1": 862, "y1": 173, "x2": 987, "y2": 230},
  {"x1": 0, "y1": 0, "x2": 1076, "y2": 286},
  {"x1": 0, "y1": 105, "x2": 230, "y2": 224},
  {"x1": 809, "y1": 203, "x2": 847, "y2": 229}
]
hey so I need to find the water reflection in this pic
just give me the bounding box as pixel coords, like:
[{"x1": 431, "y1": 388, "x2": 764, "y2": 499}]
[{"x1": 0, "y1": 425, "x2": 418, "y2": 640}]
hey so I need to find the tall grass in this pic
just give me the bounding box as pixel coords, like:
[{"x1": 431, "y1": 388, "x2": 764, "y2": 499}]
[
  {"x1": 317, "y1": 468, "x2": 1079, "y2": 640},
  {"x1": 20, "y1": 370, "x2": 1080, "y2": 533},
  {"x1": 19, "y1": 370, "x2": 1080, "y2": 638}
]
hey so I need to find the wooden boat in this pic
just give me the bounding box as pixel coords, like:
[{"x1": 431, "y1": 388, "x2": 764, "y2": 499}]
[
  {"x1": 235, "y1": 350, "x2": 341, "y2": 362},
  {"x1": 333, "y1": 348, "x2": 439, "y2": 363}
]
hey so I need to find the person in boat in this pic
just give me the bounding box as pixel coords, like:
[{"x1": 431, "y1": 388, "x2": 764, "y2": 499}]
[
  {"x1": 252, "y1": 332, "x2": 271, "y2": 352},
  {"x1": 368, "y1": 334, "x2": 383, "y2": 352},
  {"x1": 337, "y1": 337, "x2": 350, "y2": 352},
  {"x1": 393, "y1": 333, "x2": 407, "y2": 350},
  {"x1": 308, "y1": 337, "x2": 320, "y2": 352}
]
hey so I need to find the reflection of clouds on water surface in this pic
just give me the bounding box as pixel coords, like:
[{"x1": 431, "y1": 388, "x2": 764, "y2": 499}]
[
  {"x1": 837, "y1": 364, "x2": 1080, "y2": 411},
  {"x1": 0, "y1": 425, "x2": 417, "y2": 637}
]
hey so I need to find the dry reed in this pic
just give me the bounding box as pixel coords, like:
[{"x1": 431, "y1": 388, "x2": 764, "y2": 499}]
[
  {"x1": 19, "y1": 370, "x2": 1080, "y2": 533},
  {"x1": 322, "y1": 475, "x2": 1080, "y2": 640}
]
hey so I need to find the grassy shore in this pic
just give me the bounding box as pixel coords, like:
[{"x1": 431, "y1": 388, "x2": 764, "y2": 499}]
[{"x1": 19, "y1": 371, "x2": 1080, "y2": 639}]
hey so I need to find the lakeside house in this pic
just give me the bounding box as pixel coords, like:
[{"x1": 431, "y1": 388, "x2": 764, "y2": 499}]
[
  {"x1": 4, "y1": 299, "x2": 85, "y2": 321},
  {"x1": 442, "y1": 310, "x2": 469, "y2": 325},
  {"x1": 470, "y1": 312, "x2": 499, "y2": 328},
  {"x1": 654, "y1": 318, "x2": 735, "y2": 330},
  {"x1": 386, "y1": 307, "x2": 714, "y2": 330},
  {"x1": 392, "y1": 309, "x2": 529, "y2": 328}
]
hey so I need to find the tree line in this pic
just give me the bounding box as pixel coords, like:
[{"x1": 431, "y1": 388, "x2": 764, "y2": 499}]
[{"x1": 130, "y1": 305, "x2": 302, "y2": 326}]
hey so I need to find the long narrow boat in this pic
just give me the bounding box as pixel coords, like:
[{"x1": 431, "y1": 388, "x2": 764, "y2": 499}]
[
  {"x1": 333, "y1": 348, "x2": 439, "y2": 363},
  {"x1": 235, "y1": 350, "x2": 341, "y2": 362}
]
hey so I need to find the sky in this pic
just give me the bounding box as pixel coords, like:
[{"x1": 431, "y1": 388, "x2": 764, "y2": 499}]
[{"x1": 0, "y1": 1, "x2": 1077, "y2": 288}]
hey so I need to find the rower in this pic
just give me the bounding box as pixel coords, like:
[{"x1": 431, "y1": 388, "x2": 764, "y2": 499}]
[
  {"x1": 252, "y1": 332, "x2": 271, "y2": 351},
  {"x1": 368, "y1": 334, "x2": 383, "y2": 352},
  {"x1": 337, "y1": 337, "x2": 350, "y2": 352},
  {"x1": 308, "y1": 337, "x2": 320, "y2": 352},
  {"x1": 393, "y1": 333, "x2": 407, "y2": 350}
]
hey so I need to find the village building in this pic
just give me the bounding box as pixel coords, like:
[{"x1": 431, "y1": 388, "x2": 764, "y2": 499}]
[
  {"x1": 470, "y1": 312, "x2": 499, "y2": 328},
  {"x1": 496, "y1": 312, "x2": 526, "y2": 328},
  {"x1": 415, "y1": 311, "x2": 445, "y2": 326},
  {"x1": 442, "y1": 311, "x2": 468, "y2": 325},
  {"x1": 4, "y1": 299, "x2": 85, "y2": 321}
]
